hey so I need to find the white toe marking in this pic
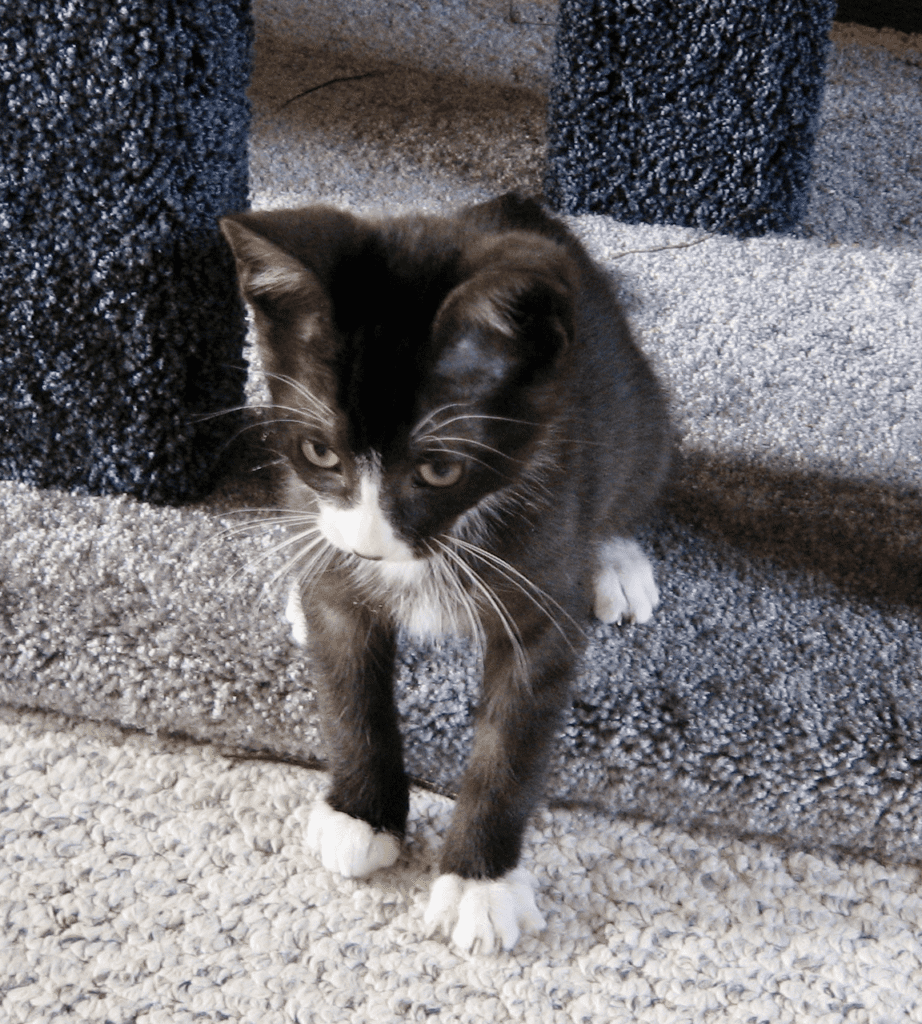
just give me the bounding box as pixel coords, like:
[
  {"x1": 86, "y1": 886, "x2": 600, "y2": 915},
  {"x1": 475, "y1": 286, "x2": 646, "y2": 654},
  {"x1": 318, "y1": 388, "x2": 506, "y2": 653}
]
[
  {"x1": 424, "y1": 869, "x2": 545, "y2": 954},
  {"x1": 593, "y1": 537, "x2": 659, "y2": 625},
  {"x1": 285, "y1": 585, "x2": 309, "y2": 646},
  {"x1": 306, "y1": 801, "x2": 400, "y2": 878}
]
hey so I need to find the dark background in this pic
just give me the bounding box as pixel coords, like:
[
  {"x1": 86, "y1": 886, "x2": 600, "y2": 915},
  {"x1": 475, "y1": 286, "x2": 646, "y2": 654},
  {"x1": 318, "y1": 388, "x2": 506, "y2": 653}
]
[{"x1": 836, "y1": 0, "x2": 922, "y2": 33}]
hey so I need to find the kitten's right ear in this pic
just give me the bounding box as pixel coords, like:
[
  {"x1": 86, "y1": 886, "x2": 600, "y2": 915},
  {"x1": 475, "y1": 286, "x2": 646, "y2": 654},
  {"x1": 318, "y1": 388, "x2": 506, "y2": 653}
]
[{"x1": 220, "y1": 216, "x2": 322, "y2": 307}]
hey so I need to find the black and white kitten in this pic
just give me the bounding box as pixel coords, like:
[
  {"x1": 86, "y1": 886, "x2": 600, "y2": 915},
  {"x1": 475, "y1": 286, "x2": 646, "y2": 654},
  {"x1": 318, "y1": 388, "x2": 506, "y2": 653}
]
[{"x1": 220, "y1": 193, "x2": 670, "y2": 953}]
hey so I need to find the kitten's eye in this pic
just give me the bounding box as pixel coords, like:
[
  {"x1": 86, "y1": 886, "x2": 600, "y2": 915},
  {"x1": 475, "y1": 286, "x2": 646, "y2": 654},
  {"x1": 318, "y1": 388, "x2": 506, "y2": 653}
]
[
  {"x1": 301, "y1": 440, "x2": 340, "y2": 470},
  {"x1": 416, "y1": 459, "x2": 464, "y2": 487}
]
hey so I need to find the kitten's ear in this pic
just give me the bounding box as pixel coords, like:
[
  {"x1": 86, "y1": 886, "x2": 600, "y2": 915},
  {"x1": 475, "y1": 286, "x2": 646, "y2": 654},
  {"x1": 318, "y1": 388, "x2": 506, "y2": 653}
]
[
  {"x1": 220, "y1": 211, "x2": 349, "y2": 388},
  {"x1": 434, "y1": 236, "x2": 575, "y2": 392},
  {"x1": 220, "y1": 216, "x2": 326, "y2": 309}
]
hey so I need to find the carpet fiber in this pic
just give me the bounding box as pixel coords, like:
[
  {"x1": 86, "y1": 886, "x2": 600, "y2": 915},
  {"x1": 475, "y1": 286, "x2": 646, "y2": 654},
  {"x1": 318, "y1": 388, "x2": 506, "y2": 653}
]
[
  {"x1": 0, "y1": 1, "x2": 251, "y2": 502},
  {"x1": 1, "y1": 17, "x2": 921, "y2": 1022},
  {"x1": 546, "y1": 0, "x2": 837, "y2": 235},
  {"x1": 3, "y1": 706, "x2": 921, "y2": 1022}
]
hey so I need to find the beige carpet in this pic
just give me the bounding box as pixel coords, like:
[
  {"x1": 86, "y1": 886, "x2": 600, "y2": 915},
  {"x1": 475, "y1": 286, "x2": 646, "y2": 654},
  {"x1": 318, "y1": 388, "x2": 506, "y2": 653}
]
[{"x1": 3, "y1": 705, "x2": 920, "y2": 1022}]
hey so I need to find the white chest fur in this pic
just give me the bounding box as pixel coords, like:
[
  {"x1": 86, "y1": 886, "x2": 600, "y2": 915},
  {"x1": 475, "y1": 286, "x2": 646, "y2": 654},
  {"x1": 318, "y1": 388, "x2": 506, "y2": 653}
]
[
  {"x1": 289, "y1": 462, "x2": 480, "y2": 645},
  {"x1": 354, "y1": 555, "x2": 478, "y2": 642}
]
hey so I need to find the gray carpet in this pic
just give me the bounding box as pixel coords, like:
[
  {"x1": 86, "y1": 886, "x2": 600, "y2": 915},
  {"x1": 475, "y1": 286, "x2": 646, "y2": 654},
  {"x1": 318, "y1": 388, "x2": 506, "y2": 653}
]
[
  {"x1": 8, "y1": 704, "x2": 922, "y2": 1020},
  {"x1": 2, "y1": 18, "x2": 921, "y2": 873}
]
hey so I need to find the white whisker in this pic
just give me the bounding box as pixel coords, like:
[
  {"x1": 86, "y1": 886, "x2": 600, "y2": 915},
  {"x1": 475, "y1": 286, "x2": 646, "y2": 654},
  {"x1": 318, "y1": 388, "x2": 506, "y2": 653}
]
[
  {"x1": 414, "y1": 406, "x2": 605, "y2": 452},
  {"x1": 416, "y1": 436, "x2": 514, "y2": 463},
  {"x1": 288, "y1": 537, "x2": 339, "y2": 597},
  {"x1": 228, "y1": 529, "x2": 326, "y2": 592},
  {"x1": 191, "y1": 401, "x2": 261, "y2": 423},
  {"x1": 411, "y1": 401, "x2": 473, "y2": 440},
  {"x1": 433, "y1": 539, "x2": 529, "y2": 684},
  {"x1": 250, "y1": 458, "x2": 289, "y2": 473},
  {"x1": 259, "y1": 529, "x2": 327, "y2": 584},
  {"x1": 208, "y1": 508, "x2": 317, "y2": 539},
  {"x1": 423, "y1": 541, "x2": 486, "y2": 663},
  {"x1": 412, "y1": 441, "x2": 501, "y2": 474},
  {"x1": 444, "y1": 535, "x2": 584, "y2": 651},
  {"x1": 260, "y1": 371, "x2": 337, "y2": 427},
  {"x1": 418, "y1": 411, "x2": 542, "y2": 434}
]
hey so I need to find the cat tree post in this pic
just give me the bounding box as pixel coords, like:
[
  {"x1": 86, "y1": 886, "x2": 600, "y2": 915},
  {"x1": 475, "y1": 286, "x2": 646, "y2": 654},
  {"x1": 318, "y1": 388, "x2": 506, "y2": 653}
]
[
  {"x1": 0, "y1": 1, "x2": 252, "y2": 503},
  {"x1": 546, "y1": 0, "x2": 838, "y2": 237}
]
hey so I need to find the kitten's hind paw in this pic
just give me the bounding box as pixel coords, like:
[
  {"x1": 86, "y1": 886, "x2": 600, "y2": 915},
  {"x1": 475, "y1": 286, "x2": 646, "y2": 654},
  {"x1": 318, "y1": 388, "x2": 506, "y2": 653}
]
[
  {"x1": 424, "y1": 869, "x2": 545, "y2": 954},
  {"x1": 593, "y1": 537, "x2": 659, "y2": 625},
  {"x1": 306, "y1": 801, "x2": 400, "y2": 878}
]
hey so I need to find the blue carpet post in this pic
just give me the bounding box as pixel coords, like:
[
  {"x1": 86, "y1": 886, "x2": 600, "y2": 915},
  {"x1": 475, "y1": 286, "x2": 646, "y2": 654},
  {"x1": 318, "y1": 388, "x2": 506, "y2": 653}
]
[
  {"x1": 546, "y1": 0, "x2": 838, "y2": 237},
  {"x1": 0, "y1": 2, "x2": 252, "y2": 503}
]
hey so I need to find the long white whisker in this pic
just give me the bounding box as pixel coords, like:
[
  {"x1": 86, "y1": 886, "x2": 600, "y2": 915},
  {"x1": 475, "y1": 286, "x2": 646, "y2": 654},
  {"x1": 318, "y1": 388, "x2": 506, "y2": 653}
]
[
  {"x1": 249, "y1": 458, "x2": 289, "y2": 473},
  {"x1": 207, "y1": 508, "x2": 319, "y2": 539},
  {"x1": 222, "y1": 527, "x2": 326, "y2": 590},
  {"x1": 271, "y1": 534, "x2": 334, "y2": 593},
  {"x1": 199, "y1": 399, "x2": 322, "y2": 424},
  {"x1": 195, "y1": 509, "x2": 302, "y2": 560},
  {"x1": 445, "y1": 535, "x2": 584, "y2": 649},
  {"x1": 424, "y1": 541, "x2": 486, "y2": 663},
  {"x1": 215, "y1": 519, "x2": 319, "y2": 548},
  {"x1": 260, "y1": 528, "x2": 327, "y2": 580},
  {"x1": 415, "y1": 412, "x2": 606, "y2": 454},
  {"x1": 411, "y1": 401, "x2": 473, "y2": 439},
  {"x1": 191, "y1": 401, "x2": 264, "y2": 423},
  {"x1": 260, "y1": 371, "x2": 337, "y2": 425},
  {"x1": 291, "y1": 543, "x2": 339, "y2": 613},
  {"x1": 417, "y1": 436, "x2": 513, "y2": 461},
  {"x1": 412, "y1": 442, "x2": 500, "y2": 474},
  {"x1": 420, "y1": 412, "x2": 542, "y2": 433},
  {"x1": 212, "y1": 505, "x2": 317, "y2": 519},
  {"x1": 253, "y1": 415, "x2": 325, "y2": 430},
  {"x1": 434, "y1": 539, "x2": 529, "y2": 684}
]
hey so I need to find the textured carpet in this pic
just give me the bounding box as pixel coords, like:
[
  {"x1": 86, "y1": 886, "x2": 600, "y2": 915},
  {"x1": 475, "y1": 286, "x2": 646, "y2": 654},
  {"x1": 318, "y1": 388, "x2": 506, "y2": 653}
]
[
  {"x1": 3, "y1": 706, "x2": 921, "y2": 1022},
  {"x1": 0, "y1": 1, "x2": 251, "y2": 502},
  {"x1": 546, "y1": 0, "x2": 837, "y2": 234},
  {"x1": 1, "y1": 17, "x2": 921, "y2": 1022}
]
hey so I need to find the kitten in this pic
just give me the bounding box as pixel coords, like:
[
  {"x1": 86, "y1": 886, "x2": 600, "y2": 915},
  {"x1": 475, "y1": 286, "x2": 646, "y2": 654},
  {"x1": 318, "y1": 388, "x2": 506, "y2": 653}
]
[{"x1": 220, "y1": 193, "x2": 670, "y2": 953}]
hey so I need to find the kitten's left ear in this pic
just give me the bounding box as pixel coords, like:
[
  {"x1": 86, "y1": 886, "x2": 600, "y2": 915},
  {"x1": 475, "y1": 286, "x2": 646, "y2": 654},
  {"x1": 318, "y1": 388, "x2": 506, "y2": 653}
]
[{"x1": 219, "y1": 216, "x2": 324, "y2": 307}]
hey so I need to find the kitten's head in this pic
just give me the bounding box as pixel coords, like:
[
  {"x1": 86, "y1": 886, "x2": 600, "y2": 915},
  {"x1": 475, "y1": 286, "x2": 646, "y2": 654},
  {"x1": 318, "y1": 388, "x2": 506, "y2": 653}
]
[{"x1": 220, "y1": 205, "x2": 576, "y2": 566}]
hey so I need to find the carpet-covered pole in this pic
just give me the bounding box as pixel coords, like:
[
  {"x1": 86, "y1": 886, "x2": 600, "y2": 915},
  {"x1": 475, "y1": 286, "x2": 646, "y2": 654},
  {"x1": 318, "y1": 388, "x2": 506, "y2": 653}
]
[
  {"x1": 546, "y1": 0, "x2": 837, "y2": 236},
  {"x1": 0, "y1": 2, "x2": 252, "y2": 503}
]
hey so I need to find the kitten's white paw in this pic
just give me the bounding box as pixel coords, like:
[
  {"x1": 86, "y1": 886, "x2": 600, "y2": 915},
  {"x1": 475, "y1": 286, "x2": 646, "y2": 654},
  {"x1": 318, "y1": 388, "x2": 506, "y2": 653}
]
[
  {"x1": 424, "y1": 869, "x2": 545, "y2": 954},
  {"x1": 593, "y1": 537, "x2": 659, "y2": 625},
  {"x1": 285, "y1": 585, "x2": 309, "y2": 646},
  {"x1": 306, "y1": 801, "x2": 400, "y2": 878}
]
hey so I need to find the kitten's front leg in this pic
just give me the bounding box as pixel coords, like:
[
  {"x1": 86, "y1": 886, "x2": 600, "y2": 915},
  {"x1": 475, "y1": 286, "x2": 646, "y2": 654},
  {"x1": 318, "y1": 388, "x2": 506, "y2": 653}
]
[
  {"x1": 425, "y1": 623, "x2": 574, "y2": 952},
  {"x1": 300, "y1": 585, "x2": 409, "y2": 878}
]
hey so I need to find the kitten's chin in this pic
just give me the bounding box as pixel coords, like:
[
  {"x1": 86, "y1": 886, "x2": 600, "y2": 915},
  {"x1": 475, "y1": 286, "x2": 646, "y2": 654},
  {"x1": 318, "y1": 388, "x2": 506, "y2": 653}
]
[{"x1": 327, "y1": 536, "x2": 421, "y2": 565}]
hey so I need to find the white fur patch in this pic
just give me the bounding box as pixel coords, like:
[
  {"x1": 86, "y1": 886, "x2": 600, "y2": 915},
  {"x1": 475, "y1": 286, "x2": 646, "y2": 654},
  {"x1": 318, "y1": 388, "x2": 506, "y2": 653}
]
[
  {"x1": 424, "y1": 869, "x2": 545, "y2": 954},
  {"x1": 376, "y1": 563, "x2": 453, "y2": 639},
  {"x1": 311, "y1": 458, "x2": 479, "y2": 642},
  {"x1": 306, "y1": 801, "x2": 400, "y2": 878},
  {"x1": 593, "y1": 537, "x2": 659, "y2": 625},
  {"x1": 317, "y1": 463, "x2": 416, "y2": 563},
  {"x1": 247, "y1": 262, "x2": 305, "y2": 297},
  {"x1": 285, "y1": 584, "x2": 309, "y2": 645}
]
